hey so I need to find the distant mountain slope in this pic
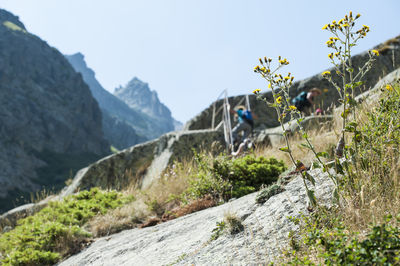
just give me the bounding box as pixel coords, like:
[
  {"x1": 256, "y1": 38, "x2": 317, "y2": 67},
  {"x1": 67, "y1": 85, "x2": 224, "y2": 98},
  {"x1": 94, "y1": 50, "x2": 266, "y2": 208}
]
[
  {"x1": 65, "y1": 53, "x2": 146, "y2": 149},
  {"x1": 0, "y1": 9, "x2": 108, "y2": 212}
]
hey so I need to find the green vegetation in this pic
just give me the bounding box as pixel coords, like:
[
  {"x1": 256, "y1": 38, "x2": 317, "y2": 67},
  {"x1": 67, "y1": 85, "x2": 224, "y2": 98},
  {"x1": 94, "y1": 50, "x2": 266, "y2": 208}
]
[
  {"x1": 182, "y1": 152, "x2": 286, "y2": 202},
  {"x1": 281, "y1": 82, "x2": 400, "y2": 264},
  {"x1": 211, "y1": 213, "x2": 244, "y2": 241},
  {"x1": 290, "y1": 213, "x2": 400, "y2": 265},
  {"x1": 256, "y1": 184, "x2": 285, "y2": 204},
  {"x1": 0, "y1": 188, "x2": 133, "y2": 265}
]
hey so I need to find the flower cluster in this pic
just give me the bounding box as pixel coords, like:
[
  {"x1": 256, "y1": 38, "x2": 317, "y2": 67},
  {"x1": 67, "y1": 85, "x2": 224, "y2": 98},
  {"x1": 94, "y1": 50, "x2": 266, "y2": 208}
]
[
  {"x1": 322, "y1": 11, "x2": 361, "y2": 33},
  {"x1": 254, "y1": 57, "x2": 294, "y2": 92}
]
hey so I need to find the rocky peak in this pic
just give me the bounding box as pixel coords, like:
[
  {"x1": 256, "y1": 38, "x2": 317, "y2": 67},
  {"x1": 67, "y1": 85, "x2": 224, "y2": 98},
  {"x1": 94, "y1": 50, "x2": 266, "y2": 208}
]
[{"x1": 114, "y1": 77, "x2": 172, "y2": 119}]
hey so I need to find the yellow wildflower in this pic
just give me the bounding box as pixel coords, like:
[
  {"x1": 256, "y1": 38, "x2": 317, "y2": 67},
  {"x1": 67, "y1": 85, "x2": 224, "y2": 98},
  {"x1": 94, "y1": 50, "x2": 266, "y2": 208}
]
[
  {"x1": 254, "y1": 65, "x2": 260, "y2": 71},
  {"x1": 284, "y1": 76, "x2": 290, "y2": 80},
  {"x1": 276, "y1": 96, "x2": 283, "y2": 104},
  {"x1": 371, "y1": 49, "x2": 379, "y2": 56},
  {"x1": 335, "y1": 52, "x2": 340, "y2": 57},
  {"x1": 356, "y1": 14, "x2": 361, "y2": 19},
  {"x1": 322, "y1": 71, "x2": 331, "y2": 76},
  {"x1": 343, "y1": 23, "x2": 349, "y2": 27},
  {"x1": 386, "y1": 84, "x2": 393, "y2": 91},
  {"x1": 332, "y1": 20, "x2": 336, "y2": 24},
  {"x1": 322, "y1": 24, "x2": 328, "y2": 30},
  {"x1": 260, "y1": 67, "x2": 267, "y2": 72},
  {"x1": 328, "y1": 53, "x2": 333, "y2": 59},
  {"x1": 268, "y1": 83, "x2": 271, "y2": 89},
  {"x1": 253, "y1": 88, "x2": 261, "y2": 94},
  {"x1": 289, "y1": 105, "x2": 297, "y2": 110},
  {"x1": 326, "y1": 40, "x2": 334, "y2": 46}
]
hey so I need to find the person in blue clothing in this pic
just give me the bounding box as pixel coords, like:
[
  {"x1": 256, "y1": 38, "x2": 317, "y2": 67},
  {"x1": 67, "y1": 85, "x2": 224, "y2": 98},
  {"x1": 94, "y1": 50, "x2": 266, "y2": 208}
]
[
  {"x1": 292, "y1": 88, "x2": 322, "y2": 115},
  {"x1": 230, "y1": 105, "x2": 254, "y2": 145}
]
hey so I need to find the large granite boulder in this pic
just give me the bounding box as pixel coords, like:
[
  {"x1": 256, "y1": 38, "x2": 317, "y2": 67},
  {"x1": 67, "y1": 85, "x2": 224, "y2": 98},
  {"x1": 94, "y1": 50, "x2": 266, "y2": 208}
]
[{"x1": 59, "y1": 168, "x2": 334, "y2": 265}]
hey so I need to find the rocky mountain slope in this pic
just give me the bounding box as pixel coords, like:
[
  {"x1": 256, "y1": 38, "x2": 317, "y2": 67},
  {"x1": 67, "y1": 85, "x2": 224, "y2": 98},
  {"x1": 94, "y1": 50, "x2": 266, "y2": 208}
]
[
  {"x1": 0, "y1": 9, "x2": 108, "y2": 212},
  {"x1": 115, "y1": 77, "x2": 182, "y2": 138},
  {"x1": 65, "y1": 53, "x2": 146, "y2": 149}
]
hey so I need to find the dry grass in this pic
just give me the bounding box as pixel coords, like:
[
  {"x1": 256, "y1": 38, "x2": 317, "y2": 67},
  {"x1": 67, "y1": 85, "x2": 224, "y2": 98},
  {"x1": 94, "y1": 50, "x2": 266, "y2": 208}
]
[
  {"x1": 254, "y1": 126, "x2": 338, "y2": 169},
  {"x1": 87, "y1": 157, "x2": 198, "y2": 236}
]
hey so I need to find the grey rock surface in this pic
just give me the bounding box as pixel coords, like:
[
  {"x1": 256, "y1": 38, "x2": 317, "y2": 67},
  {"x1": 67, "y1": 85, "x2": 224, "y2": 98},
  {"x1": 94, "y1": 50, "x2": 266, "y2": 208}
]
[
  {"x1": 59, "y1": 168, "x2": 334, "y2": 265},
  {"x1": 61, "y1": 129, "x2": 225, "y2": 193},
  {"x1": 0, "y1": 9, "x2": 108, "y2": 212}
]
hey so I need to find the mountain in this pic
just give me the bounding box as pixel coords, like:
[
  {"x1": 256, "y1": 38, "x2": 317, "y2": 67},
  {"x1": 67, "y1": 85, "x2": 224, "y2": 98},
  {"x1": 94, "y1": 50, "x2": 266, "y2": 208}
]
[
  {"x1": 0, "y1": 9, "x2": 109, "y2": 212},
  {"x1": 114, "y1": 77, "x2": 182, "y2": 136},
  {"x1": 65, "y1": 53, "x2": 146, "y2": 149}
]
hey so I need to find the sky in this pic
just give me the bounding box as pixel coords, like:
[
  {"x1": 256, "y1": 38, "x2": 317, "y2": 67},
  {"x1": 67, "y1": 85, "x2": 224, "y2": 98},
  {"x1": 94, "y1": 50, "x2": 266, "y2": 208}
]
[{"x1": 1, "y1": 1, "x2": 399, "y2": 123}]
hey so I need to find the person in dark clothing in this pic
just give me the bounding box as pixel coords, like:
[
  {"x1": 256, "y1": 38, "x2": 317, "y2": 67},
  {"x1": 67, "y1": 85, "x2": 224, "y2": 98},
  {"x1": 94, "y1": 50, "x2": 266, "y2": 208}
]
[{"x1": 292, "y1": 88, "x2": 322, "y2": 114}]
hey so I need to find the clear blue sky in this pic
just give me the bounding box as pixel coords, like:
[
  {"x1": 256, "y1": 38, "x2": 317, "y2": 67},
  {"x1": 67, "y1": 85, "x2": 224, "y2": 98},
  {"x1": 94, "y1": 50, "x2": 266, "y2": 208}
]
[{"x1": 1, "y1": 0, "x2": 399, "y2": 123}]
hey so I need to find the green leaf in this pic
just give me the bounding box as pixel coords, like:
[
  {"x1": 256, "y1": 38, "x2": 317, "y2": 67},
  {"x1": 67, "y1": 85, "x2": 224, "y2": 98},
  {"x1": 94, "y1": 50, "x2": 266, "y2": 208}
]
[
  {"x1": 300, "y1": 143, "x2": 313, "y2": 150},
  {"x1": 313, "y1": 161, "x2": 321, "y2": 169},
  {"x1": 332, "y1": 188, "x2": 339, "y2": 203},
  {"x1": 302, "y1": 133, "x2": 308, "y2": 139},
  {"x1": 302, "y1": 171, "x2": 316, "y2": 186},
  {"x1": 307, "y1": 190, "x2": 317, "y2": 207},
  {"x1": 316, "y1": 151, "x2": 329, "y2": 158},
  {"x1": 279, "y1": 147, "x2": 291, "y2": 153}
]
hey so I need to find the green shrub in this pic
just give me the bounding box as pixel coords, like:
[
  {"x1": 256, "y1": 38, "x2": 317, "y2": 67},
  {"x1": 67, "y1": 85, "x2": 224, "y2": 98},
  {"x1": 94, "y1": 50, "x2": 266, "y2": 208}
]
[
  {"x1": 0, "y1": 188, "x2": 133, "y2": 265},
  {"x1": 184, "y1": 152, "x2": 286, "y2": 202},
  {"x1": 256, "y1": 184, "x2": 285, "y2": 204},
  {"x1": 293, "y1": 213, "x2": 400, "y2": 265}
]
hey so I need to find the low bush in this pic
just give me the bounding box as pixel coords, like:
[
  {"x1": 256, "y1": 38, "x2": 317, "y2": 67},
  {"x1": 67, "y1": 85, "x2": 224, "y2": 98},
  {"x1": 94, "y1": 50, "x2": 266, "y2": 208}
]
[
  {"x1": 256, "y1": 184, "x2": 285, "y2": 204},
  {"x1": 183, "y1": 152, "x2": 286, "y2": 202},
  {"x1": 0, "y1": 188, "x2": 133, "y2": 265}
]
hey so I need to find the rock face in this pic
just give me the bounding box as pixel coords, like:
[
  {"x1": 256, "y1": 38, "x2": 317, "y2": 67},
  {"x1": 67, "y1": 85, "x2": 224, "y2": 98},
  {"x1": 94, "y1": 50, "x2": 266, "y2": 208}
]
[
  {"x1": 59, "y1": 168, "x2": 334, "y2": 265},
  {"x1": 59, "y1": 129, "x2": 225, "y2": 194},
  {"x1": 65, "y1": 53, "x2": 147, "y2": 149},
  {"x1": 0, "y1": 9, "x2": 108, "y2": 212},
  {"x1": 115, "y1": 77, "x2": 182, "y2": 138},
  {"x1": 185, "y1": 35, "x2": 400, "y2": 131}
]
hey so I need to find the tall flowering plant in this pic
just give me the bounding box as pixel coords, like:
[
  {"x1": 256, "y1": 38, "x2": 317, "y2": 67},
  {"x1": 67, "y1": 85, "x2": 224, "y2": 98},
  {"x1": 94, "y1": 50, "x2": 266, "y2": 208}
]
[
  {"x1": 321, "y1": 11, "x2": 378, "y2": 158},
  {"x1": 253, "y1": 58, "x2": 336, "y2": 207}
]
